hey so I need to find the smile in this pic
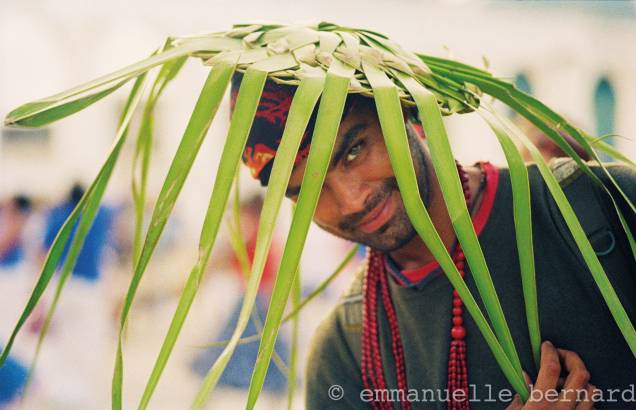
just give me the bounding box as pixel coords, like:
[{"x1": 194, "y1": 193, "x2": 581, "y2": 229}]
[{"x1": 357, "y1": 191, "x2": 396, "y2": 234}]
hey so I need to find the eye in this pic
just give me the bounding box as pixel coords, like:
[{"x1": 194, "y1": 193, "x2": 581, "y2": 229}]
[{"x1": 345, "y1": 142, "x2": 363, "y2": 163}]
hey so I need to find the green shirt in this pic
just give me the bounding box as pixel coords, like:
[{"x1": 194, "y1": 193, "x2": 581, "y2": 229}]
[{"x1": 305, "y1": 162, "x2": 636, "y2": 409}]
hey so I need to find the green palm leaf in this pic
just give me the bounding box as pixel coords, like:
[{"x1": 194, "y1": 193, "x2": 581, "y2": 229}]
[
  {"x1": 0, "y1": 73, "x2": 148, "y2": 367},
  {"x1": 136, "y1": 62, "x2": 266, "y2": 409},
  {"x1": 487, "y1": 107, "x2": 636, "y2": 357},
  {"x1": 418, "y1": 58, "x2": 636, "y2": 256},
  {"x1": 3, "y1": 22, "x2": 634, "y2": 408},
  {"x1": 397, "y1": 72, "x2": 524, "y2": 376},
  {"x1": 246, "y1": 59, "x2": 353, "y2": 409},
  {"x1": 114, "y1": 57, "x2": 238, "y2": 409},
  {"x1": 228, "y1": 174, "x2": 252, "y2": 281},
  {"x1": 419, "y1": 60, "x2": 636, "y2": 350},
  {"x1": 480, "y1": 111, "x2": 540, "y2": 368},
  {"x1": 131, "y1": 51, "x2": 188, "y2": 264},
  {"x1": 286, "y1": 264, "x2": 301, "y2": 410},
  {"x1": 191, "y1": 70, "x2": 325, "y2": 410},
  {"x1": 4, "y1": 38, "x2": 237, "y2": 127},
  {"x1": 363, "y1": 61, "x2": 529, "y2": 399},
  {"x1": 6, "y1": 80, "x2": 128, "y2": 128},
  {"x1": 196, "y1": 244, "x2": 358, "y2": 350},
  {"x1": 282, "y1": 244, "x2": 358, "y2": 323}
]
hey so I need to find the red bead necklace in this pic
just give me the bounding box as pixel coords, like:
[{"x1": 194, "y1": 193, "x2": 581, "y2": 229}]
[{"x1": 361, "y1": 162, "x2": 475, "y2": 410}]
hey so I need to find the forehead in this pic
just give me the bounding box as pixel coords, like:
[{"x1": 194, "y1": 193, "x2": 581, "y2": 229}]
[{"x1": 286, "y1": 103, "x2": 379, "y2": 193}]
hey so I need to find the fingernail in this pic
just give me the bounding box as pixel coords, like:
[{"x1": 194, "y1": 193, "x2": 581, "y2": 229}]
[{"x1": 544, "y1": 340, "x2": 552, "y2": 347}]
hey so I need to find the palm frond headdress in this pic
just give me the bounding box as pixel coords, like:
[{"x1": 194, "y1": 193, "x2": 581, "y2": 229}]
[{"x1": 2, "y1": 22, "x2": 635, "y2": 408}]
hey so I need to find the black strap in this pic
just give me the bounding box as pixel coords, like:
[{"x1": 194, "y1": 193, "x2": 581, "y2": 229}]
[
  {"x1": 547, "y1": 159, "x2": 636, "y2": 321},
  {"x1": 551, "y1": 159, "x2": 617, "y2": 256}
]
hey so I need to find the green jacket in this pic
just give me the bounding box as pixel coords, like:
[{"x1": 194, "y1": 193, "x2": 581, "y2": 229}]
[{"x1": 305, "y1": 161, "x2": 636, "y2": 409}]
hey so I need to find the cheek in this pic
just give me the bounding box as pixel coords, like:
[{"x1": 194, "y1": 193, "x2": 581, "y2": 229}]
[
  {"x1": 308, "y1": 136, "x2": 393, "y2": 228},
  {"x1": 312, "y1": 192, "x2": 337, "y2": 228},
  {"x1": 366, "y1": 143, "x2": 394, "y2": 179},
  {"x1": 312, "y1": 190, "x2": 355, "y2": 239}
]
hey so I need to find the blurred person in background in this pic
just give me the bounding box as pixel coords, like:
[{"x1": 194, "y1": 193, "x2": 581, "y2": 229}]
[
  {"x1": 32, "y1": 183, "x2": 116, "y2": 409},
  {"x1": 0, "y1": 195, "x2": 33, "y2": 409},
  {"x1": 515, "y1": 115, "x2": 592, "y2": 163},
  {"x1": 192, "y1": 194, "x2": 288, "y2": 405},
  {"x1": 41, "y1": 183, "x2": 115, "y2": 282},
  {"x1": 0, "y1": 353, "x2": 28, "y2": 409},
  {"x1": 0, "y1": 195, "x2": 32, "y2": 269}
]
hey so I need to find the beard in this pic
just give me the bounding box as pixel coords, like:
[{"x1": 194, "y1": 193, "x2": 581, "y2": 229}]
[{"x1": 332, "y1": 135, "x2": 431, "y2": 252}]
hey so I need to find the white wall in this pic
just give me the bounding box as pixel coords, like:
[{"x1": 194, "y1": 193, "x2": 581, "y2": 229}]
[
  {"x1": 1, "y1": 0, "x2": 634, "y2": 257},
  {"x1": 1, "y1": 0, "x2": 634, "y2": 249},
  {"x1": 3, "y1": 1, "x2": 634, "y2": 197}
]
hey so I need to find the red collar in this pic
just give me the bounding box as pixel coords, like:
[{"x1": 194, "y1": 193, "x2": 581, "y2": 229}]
[{"x1": 390, "y1": 161, "x2": 500, "y2": 287}]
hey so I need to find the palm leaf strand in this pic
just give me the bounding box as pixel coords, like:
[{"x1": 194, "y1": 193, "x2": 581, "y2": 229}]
[{"x1": 2, "y1": 22, "x2": 634, "y2": 408}]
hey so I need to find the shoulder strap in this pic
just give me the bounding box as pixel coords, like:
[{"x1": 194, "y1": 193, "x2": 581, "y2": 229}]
[
  {"x1": 549, "y1": 158, "x2": 617, "y2": 256},
  {"x1": 546, "y1": 158, "x2": 636, "y2": 320}
]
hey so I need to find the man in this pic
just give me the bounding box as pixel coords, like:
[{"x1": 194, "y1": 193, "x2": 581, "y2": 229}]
[{"x1": 231, "y1": 74, "x2": 636, "y2": 409}]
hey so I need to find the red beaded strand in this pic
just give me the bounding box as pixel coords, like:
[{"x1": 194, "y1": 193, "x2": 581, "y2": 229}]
[
  {"x1": 447, "y1": 163, "x2": 472, "y2": 410},
  {"x1": 378, "y1": 260, "x2": 411, "y2": 409},
  {"x1": 362, "y1": 250, "x2": 391, "y2": 410},
  {"x1": 361, "y1": 162, "x2": 475, "y2": 410},
  {"x1": 448, "y1": 248, "x2": 469, "y2": 410}
]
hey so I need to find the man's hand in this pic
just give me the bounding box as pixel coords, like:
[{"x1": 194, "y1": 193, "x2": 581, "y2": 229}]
[{"x1": 507, "y1": 341, "x2": 597, "y2": 409}]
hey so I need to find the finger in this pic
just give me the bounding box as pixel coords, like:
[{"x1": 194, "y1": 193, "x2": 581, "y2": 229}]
[
  {"x1": 557, "y1": 348, "x2": 588, "y2": 374},
  {"x1": 556, "y1": 386, "x2": 580, "y2": 410},
  {"x1": 574, "y1": 384, "x2": 596, "y2": 410},
  {"x1": 533, "y1": 341, "x2": 561, "y2": 393},
  {"x1": 556, "y1": 377, "x2": 566, "y2": 389},
  {"x1": 557, "y1": 349, "x2": 591, "y2": 391},
  {"x1": 505, "y1": 394, "x2": 523, "y2": 410}
]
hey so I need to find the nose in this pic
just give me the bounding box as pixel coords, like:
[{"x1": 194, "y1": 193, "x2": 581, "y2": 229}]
[{"x1": 323, "y1": 172, "x2": 372, "y2": 217}]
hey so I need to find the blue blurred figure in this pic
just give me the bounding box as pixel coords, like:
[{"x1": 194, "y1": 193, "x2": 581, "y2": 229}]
[
  {"x1": 0, "y1": 195, "x2": 32, "y2": 408},
  {"x1": 37, "y1": 184, "x2": 115, "y2": 408},
  {"x1": 191, "y1": 195, "x2": 288, "y2": 394},
  {"x1": 191, "y1": 295, "x2": 288, "y2": 392},
  {"x1": 43, "y1": 184, "x2": 113, "y2": 281},
  {"x1": 0, "y1": 349, "x2": 28, "y2": 407}
]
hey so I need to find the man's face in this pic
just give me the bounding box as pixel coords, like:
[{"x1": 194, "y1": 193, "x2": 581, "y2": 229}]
[{"x1": 285, "y1": 103, "x2": 430, "y2": 252}]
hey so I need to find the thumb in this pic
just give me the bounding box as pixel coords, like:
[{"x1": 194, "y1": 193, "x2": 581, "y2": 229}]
[
  {"x1": 506, "y1": 394, "x2": 523, "y2": 409},
  {"x1": 522, "y1": 371, "x2": 533, "y2": 387}
]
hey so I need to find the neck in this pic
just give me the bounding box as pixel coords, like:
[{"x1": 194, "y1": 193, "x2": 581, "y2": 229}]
[{"x1": 388, "y1": 162, "x2": 483, "y2": 271}]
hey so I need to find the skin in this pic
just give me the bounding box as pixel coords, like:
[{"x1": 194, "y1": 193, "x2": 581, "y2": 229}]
[
  {"x1": 286, "y1": 102, "x2": 483, "y2": 270},
  {"x1": 0, "y1": 200, "x2": 30, "y2": 257},
  {"x1": 507, "y1": 341, "x2": 596, "y2": 410},
  {"x1": 283, "y1": 103, "x2": 596, "y2": 407}
]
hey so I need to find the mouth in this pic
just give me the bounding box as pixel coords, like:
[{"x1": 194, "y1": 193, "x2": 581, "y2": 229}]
[{"x1": 357, "y1": 190, "x2": 396, "y2": 234}]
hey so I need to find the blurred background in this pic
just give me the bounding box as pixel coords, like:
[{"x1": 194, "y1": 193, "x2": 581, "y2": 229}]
[{"x1": 1, "y1": 0, "x2": 635, "y2": 408}]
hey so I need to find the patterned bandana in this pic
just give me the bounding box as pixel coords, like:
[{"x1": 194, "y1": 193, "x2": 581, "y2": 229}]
[
  {"x1": 230, "y1": 73, "x2": 424, "y2": 186},
  {"x1": 231, "y1": 73, "x2": 314, "y2": 186}
]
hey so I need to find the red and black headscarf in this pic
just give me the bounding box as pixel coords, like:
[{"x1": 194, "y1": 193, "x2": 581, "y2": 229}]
[
  {"x1": 230, "y1": 72, "x2": 424, "y2": 186},
  {"x1": 230, "y1": 73, "x2": 315, "y2": 186}
]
